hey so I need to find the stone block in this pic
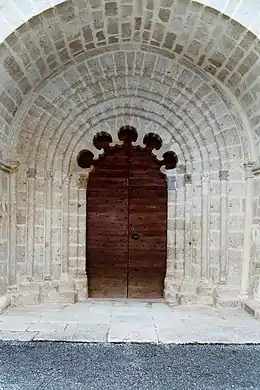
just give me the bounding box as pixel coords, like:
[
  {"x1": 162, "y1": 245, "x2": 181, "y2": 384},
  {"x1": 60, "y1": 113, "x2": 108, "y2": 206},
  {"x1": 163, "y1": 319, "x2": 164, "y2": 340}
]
[
  {"x1": 15, "y1": 283, "x2": 41, "y2": 305},
  {"x1": 177, "y1": 293, "x2": 199, "y2": 305},
  {"x1": 40, "y1": 281, "x2": 60, "y2": 303},
  {"x1": 75, "y1": 278, "x2": 88, "y2": 301},
  {"x1": 59, "y1": 291, "x2": 76, "y2": 303},
  {"x1": 215, "y1": 285, "x2": 241, "y2": 308},
  {"x1": 105, "y1": 2, "x2": 118, "y2": 16},
  {"x1": 159, "y1": 8, "x2": 170, "y2": 22}
]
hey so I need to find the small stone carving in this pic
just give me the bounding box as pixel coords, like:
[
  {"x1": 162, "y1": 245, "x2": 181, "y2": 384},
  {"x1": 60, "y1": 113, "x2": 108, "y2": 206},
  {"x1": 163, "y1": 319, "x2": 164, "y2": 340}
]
[
  {"x1": 244, "y1": 162, "x2": 254, "y2": 179},
  {"x1": 185, "y1": 174, "x2": 192, "y2": 184},
  {"x1": 201, "y1": 172, "x2": 210, "y2": 181},
  {"x1": 78, "y1": 174, "x2": 89, "y2": 189},
  {"x1": 26, "y1": 168, "x2": 37, "y2": 178},
  {"x1": 45, "y1": 169, "x2": 53, "y2": 179},
  {"x1": 166, "y1": 175, "x2": 177, "y2": 190},
  {"x1": 219, "y1": 170, "x2": 229, "y2": 181}
]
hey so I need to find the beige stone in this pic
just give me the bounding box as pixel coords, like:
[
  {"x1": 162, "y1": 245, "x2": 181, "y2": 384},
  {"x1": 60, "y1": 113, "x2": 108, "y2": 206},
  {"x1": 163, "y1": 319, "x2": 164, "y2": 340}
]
[{"x1": 0, "y1": 0, "x2": 259, "y2": 309}]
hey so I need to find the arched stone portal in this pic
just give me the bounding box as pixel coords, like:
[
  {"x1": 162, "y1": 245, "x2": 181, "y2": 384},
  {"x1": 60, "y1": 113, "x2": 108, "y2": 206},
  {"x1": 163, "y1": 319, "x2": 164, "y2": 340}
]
[
  {"x1": 1, "y1": 0, "x2": 260, "y2": 313},
  {"x1": 77, "y1": 127, "x2": 177, "y2": 298}
]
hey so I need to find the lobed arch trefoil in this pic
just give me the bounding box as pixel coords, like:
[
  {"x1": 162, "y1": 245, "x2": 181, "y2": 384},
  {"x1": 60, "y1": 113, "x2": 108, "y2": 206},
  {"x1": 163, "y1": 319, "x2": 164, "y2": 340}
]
[{"x1": 77, "y1": 125, "x2": 178, "y2": 174}]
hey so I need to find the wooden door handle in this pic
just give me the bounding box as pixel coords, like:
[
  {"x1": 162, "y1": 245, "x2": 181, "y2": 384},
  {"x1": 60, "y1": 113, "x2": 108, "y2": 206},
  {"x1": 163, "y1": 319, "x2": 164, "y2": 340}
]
[{"x1": 131, "y1": 233, "x2": 139, "y2": 240}]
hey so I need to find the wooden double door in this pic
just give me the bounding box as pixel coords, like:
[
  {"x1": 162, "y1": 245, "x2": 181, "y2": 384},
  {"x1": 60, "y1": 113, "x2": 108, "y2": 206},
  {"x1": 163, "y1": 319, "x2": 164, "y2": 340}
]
[{"x1": 86, "y1": 139, "x2": 167, "y2": 298}]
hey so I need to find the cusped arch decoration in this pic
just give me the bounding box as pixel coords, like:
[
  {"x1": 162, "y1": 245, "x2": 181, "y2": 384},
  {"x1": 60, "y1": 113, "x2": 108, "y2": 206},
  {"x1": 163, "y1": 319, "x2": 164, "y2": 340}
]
[{"x1": 77, "y1": 126, "x2": 178, "y2": 171}]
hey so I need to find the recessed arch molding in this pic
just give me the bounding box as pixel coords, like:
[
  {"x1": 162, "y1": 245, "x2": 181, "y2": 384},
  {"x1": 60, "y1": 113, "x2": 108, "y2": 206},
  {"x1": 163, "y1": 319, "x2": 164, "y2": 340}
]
[{"x1": 0, "y1": 0, "x2": 259, "y2": 311}]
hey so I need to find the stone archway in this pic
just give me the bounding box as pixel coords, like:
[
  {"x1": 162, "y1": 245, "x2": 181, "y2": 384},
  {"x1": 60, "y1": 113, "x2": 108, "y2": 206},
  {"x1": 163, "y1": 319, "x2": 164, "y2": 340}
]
[
  {"x1": 1, "y1": 1, "x2": 260, "y2": 312},
  {"x1": 77, "y1": 126, "x2": 177, "y2": 298}
]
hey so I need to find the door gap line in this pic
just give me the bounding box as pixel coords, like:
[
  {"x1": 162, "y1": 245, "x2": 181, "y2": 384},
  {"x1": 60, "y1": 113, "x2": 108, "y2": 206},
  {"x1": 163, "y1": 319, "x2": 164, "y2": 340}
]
[{"x1": 127, "y1": 139, "x2": 130, "y2": 298}]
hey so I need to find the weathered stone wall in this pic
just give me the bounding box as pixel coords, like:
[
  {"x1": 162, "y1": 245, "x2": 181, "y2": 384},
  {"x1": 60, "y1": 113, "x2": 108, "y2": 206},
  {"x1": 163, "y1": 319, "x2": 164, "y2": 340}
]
[
  {"x1": 2, "y1": 0, "x2": 260, "y2": 43},
  {"x1": 3, "y1": 48, "x2": 247, "y2": 306},
  {"x1": 0, "y1": 1, "x2": 257, "y2": 161},
  {"x1": 0, "y1": 0, "x2": 259, "y2": 306}
]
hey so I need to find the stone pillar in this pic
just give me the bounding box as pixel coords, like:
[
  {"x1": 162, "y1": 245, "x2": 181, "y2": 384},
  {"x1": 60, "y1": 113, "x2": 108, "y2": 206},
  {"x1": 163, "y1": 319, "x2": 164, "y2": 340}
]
[
  {"x1": 0, "y1": 160, "x2": 19, "y2": 304},
  {"x1": 196, "y1": 172, "x2": 213, "y2": 303},
  {"x1": 240, "y1": 162, "x2": 254, "y2": 300},
  {"x1": 164, "y1": 174, "x2": 178, "y2": 303},
  {"x1": 44, "y1": 169, "x2": 53, "y2": 280},
  {"x1": 219, "y1": 170, "x2": 229, "y2": 283},
  {"x1": 175, "y1": 174, "x2": 185, "y2": 283},
  {"x1": 25, "y1": 168, "x2": 36, "y2": 281},
  {"x1": 201, "y1": 173, "x2": 210, "y2": 281},
  {"x1": 183, "y1": 174, "x2": 193, "y2": 283},
  {"x1": 61, "y1": 174, "x2": 70, "y2": 278},
  {"x1": 51, "y1": 172, "x2": 62, "y2": 280},
  {"x1": 75, "y1": 173, "x2": 89, "y2": 301},
  {"x1": 191, "y1": 172, "x2": 202, "y2": 284},
  {"x1": 252, "y1": 169, "x2": 260, "y2": 303},
  {"x1": 9, "y1": 170, "x2": 17, "y2": 285}
]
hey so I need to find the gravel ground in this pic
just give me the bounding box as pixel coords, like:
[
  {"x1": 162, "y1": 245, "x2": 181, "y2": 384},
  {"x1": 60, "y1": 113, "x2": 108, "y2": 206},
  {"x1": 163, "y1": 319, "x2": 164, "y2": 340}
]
[{"x1": 0, "y1": 341, "x2": 260, "y2": 389}]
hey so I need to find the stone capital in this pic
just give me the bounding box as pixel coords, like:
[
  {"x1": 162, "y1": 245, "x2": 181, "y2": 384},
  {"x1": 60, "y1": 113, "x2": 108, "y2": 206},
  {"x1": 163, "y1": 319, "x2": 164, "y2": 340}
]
[
  {"x1": 219, "y1": 170, "x2": 229, "y2": 181},
  {"x1": 62, "y1": 173, "x2": 71, "y2": 184},
  {"x1": 0, "y1": 160, "x2": 20, "y2": 173},
  {"x1": 201, "y1": 172, "x2": 210, "y2": 182},
  {"x1": 26, "y1": 167, "x2": 37, "y2": 179},
  {"x1": 244, "y1": 161, "x2": 254, "y2": 179},
  {"x1": 78, "y1": 174, "x2": 89, "y2": 189}
]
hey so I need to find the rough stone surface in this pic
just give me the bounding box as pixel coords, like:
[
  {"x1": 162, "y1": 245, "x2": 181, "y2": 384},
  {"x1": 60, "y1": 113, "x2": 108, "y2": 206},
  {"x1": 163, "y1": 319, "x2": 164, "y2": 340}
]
[
  {"x1": 1, "y1": 300, "x2": 260, "y2": 344},
  {"x1": 0, "y1": 0, "x2": 259, "y2": 307}
]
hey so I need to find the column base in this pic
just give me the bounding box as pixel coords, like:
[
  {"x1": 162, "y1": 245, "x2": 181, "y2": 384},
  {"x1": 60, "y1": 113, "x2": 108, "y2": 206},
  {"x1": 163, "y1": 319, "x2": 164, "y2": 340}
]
[
  {"x1": 243, "y1": 299, "x2": 260, "y2": 319},
  {"x1": 164, "y1": 276, "x2": 179, "y2": 304},
  {"x1": 6, "y1": 278, "x2": 88, "y2": 306},
  {"x1": 215, "y1": 285, "x2": 241, "y2": 307}
]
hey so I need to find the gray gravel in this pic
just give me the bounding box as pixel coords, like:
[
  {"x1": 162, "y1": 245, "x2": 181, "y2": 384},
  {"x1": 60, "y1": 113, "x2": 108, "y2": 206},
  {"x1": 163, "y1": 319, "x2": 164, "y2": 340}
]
[{"x1": 0, "y1": 341, "x2": 260, "y2": 389}]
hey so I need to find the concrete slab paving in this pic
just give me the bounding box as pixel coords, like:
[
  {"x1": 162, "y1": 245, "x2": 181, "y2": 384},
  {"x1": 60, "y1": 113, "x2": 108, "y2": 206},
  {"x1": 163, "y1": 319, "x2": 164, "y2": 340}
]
[
  {"x1": 0, "y1": 299, "x2": 260, "y2": 344},
  {"x1": 0, "y1": 320, "x2": 30, "y2": 332},
  {"x1": 0, "y1": 331, "x2": 38, "y2": 341},
  {"x1": 27, "y1": 322, "x2": 67, "y2": 332},
  {"x1": 108, "y1": 323, "x2": 158, "y2": 343}
]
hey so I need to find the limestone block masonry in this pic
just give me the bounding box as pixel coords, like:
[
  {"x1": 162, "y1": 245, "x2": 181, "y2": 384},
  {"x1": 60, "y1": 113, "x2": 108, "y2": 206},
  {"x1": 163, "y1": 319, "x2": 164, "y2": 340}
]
[{"x1": 0, "y1": 0, "x2": 260, "y2": 308}]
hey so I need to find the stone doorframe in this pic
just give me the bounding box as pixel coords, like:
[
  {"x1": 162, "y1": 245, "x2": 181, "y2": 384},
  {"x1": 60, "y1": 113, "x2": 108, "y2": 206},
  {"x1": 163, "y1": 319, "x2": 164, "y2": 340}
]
[
  {"x1": 72, "y1": 127, "x2": 179, "y2": 302},
  {"x1": 75, "y1": 167, "x2": 188, "y2": 304}
]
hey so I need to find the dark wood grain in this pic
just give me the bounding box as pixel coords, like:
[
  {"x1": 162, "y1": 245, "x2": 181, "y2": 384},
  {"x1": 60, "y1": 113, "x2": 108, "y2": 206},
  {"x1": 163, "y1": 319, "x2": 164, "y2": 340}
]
[
  {"x1": 128, "y1": 146, "x2": 167, "y2": 298},
  {"x1": 86, "y1": 137, "x2": 167, "y2": 298}
]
